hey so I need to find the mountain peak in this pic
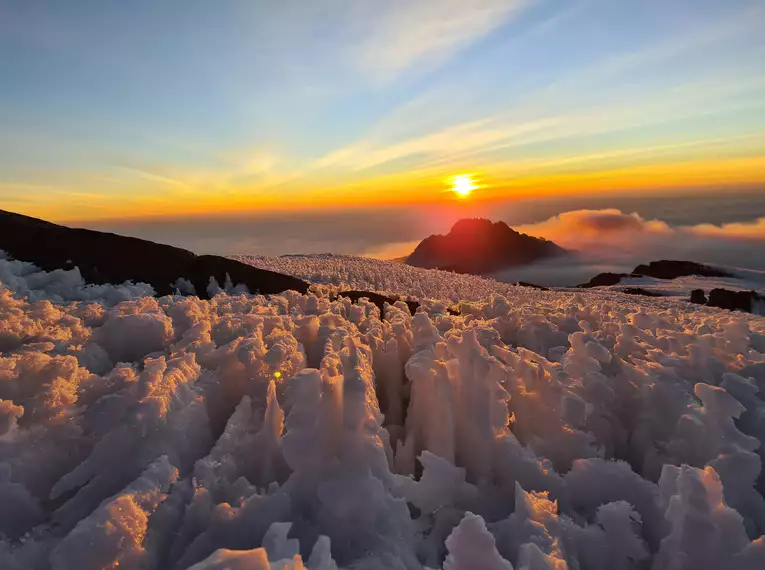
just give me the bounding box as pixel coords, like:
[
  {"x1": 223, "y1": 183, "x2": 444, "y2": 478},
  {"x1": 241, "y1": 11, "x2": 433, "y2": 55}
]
[{"x1": 406, "y1": 217, "x2": 565, "y2": 274}]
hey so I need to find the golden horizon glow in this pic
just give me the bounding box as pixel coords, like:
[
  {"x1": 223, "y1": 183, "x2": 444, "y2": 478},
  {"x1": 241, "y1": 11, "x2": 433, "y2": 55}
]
[
  {"x1": 450, "y1": 174, "x2": 477, "y2": 198},
  {"x1": 7, "y1": 153, "x2": 764, "y2": 225}
]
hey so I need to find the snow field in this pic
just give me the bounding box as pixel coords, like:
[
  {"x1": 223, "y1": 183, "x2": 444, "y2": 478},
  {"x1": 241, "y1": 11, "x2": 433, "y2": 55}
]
[
  {"x1": 233, "y1": 253, "x2": 526, "y2": 302},
  {"x1": 1, "y1": 254, "x2": 765, "y2": 568}
]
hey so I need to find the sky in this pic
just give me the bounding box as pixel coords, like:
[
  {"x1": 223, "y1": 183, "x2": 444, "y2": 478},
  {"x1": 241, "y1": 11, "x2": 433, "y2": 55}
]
[{"x1": 1, "y1": 0, "x2": 764, "y2": 225}]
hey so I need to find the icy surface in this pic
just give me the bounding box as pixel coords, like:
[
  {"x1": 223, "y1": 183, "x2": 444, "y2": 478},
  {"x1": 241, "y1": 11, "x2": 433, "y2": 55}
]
[{"x1": 2, "y1": 254, "x2": 765, "y2": 569}]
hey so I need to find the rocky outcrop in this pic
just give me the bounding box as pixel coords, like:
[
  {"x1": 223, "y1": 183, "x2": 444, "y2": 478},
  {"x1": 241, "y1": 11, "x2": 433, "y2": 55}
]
[
  {"x1": 516, "y1": 281, "x2": 551, "y2": 291},
  {"x1": 0, "y1": 209, "x2": 309, "y2": 298},
  {"x1": 578, "y1": 272, "x2": 633, "y2": 288},
  {"x1": 707, "y1": 288, "x2": 763, "y2": 313},
  {"x1": 633, "y1": 260, "x2": 732, "y2": 280},
  {"x1": 686, "y1": 288, "x2": 763, "y2": 314},
  {"x1": 621, "y1": 288, "x2": 665, "y2": 297},
  {"x1": 333, "y1": 291, "x2": 463, "y2": 318},
  {"x1": 406, "y1": 218, "x2": 565, "y2": 275},
  {"x1": 335, "y1": 291, "x2": 419, "y2": 316},
  {"x1": 580, "y1": 260, "x2": 734, "y2": 289},
  {"x1": 690, "y1": 289, "x2": 708, "y2": 305}
]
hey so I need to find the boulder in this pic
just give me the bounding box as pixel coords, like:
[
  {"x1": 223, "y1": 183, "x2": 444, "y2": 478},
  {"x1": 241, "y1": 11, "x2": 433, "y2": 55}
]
[{"x1": 690, "y1": 289, "x2": 708, "y2": 305}]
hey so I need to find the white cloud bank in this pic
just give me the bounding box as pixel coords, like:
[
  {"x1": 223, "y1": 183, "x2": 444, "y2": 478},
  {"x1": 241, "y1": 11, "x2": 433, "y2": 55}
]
[{"x1": 490, "y1": 209, "x2": 765, "y2": 285}]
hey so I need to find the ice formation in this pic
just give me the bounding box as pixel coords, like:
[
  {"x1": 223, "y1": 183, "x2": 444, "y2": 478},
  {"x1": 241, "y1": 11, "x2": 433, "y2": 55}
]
[{"x1": 1, "y1": 252, "x2": 765, "y2": 569}]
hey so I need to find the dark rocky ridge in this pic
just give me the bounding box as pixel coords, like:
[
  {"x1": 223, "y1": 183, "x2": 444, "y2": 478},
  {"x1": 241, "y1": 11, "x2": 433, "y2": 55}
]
[
  {"x1": 579, "y1": 272, "x2": 639, "y2": 288},
  {"x1": 621, "y1": 288, "x2": 665, "y2": 297},
  {"x1": 633, "y1": 260, "x2": 732, "y2": 280},
  {"x1": 516, "y1": 281, "x2": 551, "y2": 291},
  {"x1": 406, "y1": 218, "x2": 566, "y2": 274},
  {"x1": 0, "y1": 209, "x2": 310, "y2": 298},
  {"x1": 335, "y1": 291, "x2": 420, "y2": 317},
  {"x1": 579, "y1": 260, "x2": 735, "y2": 288},
  {"x1": 0, "y1": 210, "x2": 440, "y2": 315}
]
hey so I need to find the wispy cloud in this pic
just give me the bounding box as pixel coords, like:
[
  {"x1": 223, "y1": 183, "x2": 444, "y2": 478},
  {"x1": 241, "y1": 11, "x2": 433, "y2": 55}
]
[
  {"x1": 310, "y1": 54, "x2": 765, "y2": 178},
  {"x1": 356, "y1": 0, "x2": 528, "y2": 81},
  {"x1": 313, "y1": 117, "x2": 558, "y2": 171}
]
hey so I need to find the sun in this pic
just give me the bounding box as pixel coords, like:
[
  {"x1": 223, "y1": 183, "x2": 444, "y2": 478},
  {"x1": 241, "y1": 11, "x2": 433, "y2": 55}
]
[{"x1": 450, "y1": 174, "x2": 477, "y2": 198}]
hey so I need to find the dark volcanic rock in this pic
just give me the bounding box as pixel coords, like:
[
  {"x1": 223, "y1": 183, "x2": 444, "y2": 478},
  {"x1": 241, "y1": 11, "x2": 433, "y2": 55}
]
[
  {"x1": 690, "y1": 289, "x2": 708, "y2": 305},
  {"x1": 0, "y1": 209, "x2": 309, "y2": 298},
  {"x1": 633, "y1": 260, "x2": 732, "y2": 280},
  {"x1": 621, "y1": 288, "x2": 664, "y2": 297},
  {"x1": 406, "y1": 218, "x2": 565, "y2": 275},
  {"x1": 707, "y1": 288, "x2": 762, "y2": 313},
  {"x1": 580, "y1": 260, "x2": 733, "y2": 290},
  {"x1": 516, "y1": 281, "x2": 551, "y2": 291},
  {"x1": 578, "y1": 273, "x2": 632, "y2": 288},
  {"x1": 335, "y1": 291, "x2": 462, "y2": 318},
  {"x1": 336, "y1": 290, "x2": 419, "y2": 317}
]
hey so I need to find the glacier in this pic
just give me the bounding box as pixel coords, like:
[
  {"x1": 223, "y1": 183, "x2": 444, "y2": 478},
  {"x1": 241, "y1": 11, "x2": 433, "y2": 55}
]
[{"x1": 1, "y1": 252, "x2": 764, "y2": 569}]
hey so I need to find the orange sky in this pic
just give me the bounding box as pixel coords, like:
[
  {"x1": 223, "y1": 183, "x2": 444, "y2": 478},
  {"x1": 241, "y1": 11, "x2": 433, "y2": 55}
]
[
  {"x1": 2, "y1": 1, "x2": 764, "y2": 224},
  {"x1": 15, "y1": 153, "x2": 758, "y2": 224}
]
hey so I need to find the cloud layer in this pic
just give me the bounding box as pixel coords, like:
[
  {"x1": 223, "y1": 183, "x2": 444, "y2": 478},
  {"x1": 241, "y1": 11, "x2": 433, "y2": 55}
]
[
  {"x1": 489, "y1": 208, "x2": 765, "y2": 286},
  {"x1": 80, "y1": 189, "x2": 765, "y2": 289},
  {"x1": 517, "y1": 209, "x2": 765, "y2": 266}
]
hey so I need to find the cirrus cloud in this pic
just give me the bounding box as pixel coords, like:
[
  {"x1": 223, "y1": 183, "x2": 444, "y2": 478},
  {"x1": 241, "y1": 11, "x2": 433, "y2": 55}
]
[{"x1": 357, "y1": 0, "x2": 528, "y2": 81}]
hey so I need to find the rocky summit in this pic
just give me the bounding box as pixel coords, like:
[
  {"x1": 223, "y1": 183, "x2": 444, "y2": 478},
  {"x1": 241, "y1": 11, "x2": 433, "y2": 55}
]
[{"x1": 406, "y1": 218, "x2": 566, "y2": 275}]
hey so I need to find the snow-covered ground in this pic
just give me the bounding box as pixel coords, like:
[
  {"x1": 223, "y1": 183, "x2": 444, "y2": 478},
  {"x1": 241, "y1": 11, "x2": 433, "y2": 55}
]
[
  {"x1": 2, "y1": 252, "x2": 765, "y2": 569},
  {"x1": 234, "y1": 253, "x2": 525, "y2": 301}
]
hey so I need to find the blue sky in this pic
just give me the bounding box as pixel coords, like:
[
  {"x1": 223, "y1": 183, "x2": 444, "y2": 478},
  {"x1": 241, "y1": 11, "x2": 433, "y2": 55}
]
[{"x1": 1, "y1": 0, "x2": 764, "y2": 221}]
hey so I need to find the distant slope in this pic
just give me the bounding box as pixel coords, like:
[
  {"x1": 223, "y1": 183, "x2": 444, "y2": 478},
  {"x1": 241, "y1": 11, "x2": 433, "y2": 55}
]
[
  {"x1": 579, "y1": 260, "x2": 740, "y2": 289},
  {"x1": 406, "y1": 218, "x2": 566, "y2": 274},
  {"x1": 0, "y1": 209, "x2": 309, "y2": 297},
  {"x1": 633, "y1": 260, "x2": 733, "y2": 280},
  {"x1": 575, "y1": 259, "x2": 765, "y2": 314}
]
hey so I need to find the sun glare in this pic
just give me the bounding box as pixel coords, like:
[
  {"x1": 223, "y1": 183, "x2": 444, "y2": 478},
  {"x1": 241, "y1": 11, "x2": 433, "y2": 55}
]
[{"x1": 451, "y1": 174, "x2": 477, "y2": 198}]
